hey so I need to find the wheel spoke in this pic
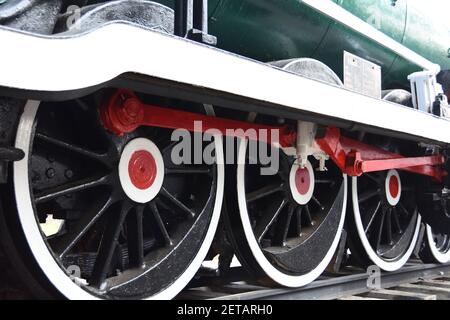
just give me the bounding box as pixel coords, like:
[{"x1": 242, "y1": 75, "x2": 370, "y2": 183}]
[
  {"x1": 386, "y1": 209, "x2": 393, "y2": 245},
  {"x1": 150, "y1": 201, "x2": 173, "y2": 246},
  {"x1": 304, "y1": 205, "x2": 313, "y2": 226},
  {"x1": 296, "y1": 206, "x2": 303, "y2": 236},
  {"x1": 162, "y1": 140, "x2": 180, "y2": 155},
  {"x1": 376, "y1": 210, "x2": 387, "y2": 252},
  {"x1": 35, "y1": 175, "x2": 110, "y2": 204},
  {"x1": 254, "y1": 199, "x2": 287, "y2": 243},
  {"x1": 392, "y1": 207, "x2": 403, "y2": 234},
  {"x1": 35, "y1": 132, "x2": 111, "y2": 167},
  {"x1": 311, "y1": 196, "x2": 325, "y2": 211},
  {"x1": 273, "y1": 205, "x2": 294, "y2": 246},
  {"x1": 315, "y1": 179, "x2": 334, "y2": 184},
  {"x1": 402, "y1": 186, "x2": 413, "y2": 193},
  {"x1": 165, "y1": 166, "x2": 211, "y2": 175},
  {"x1": 398, "y1": 202, "x2": 411, "y2": 217},
  {"x1": 365, "y1": 173, "x2": 381, "y2": 184},
  {"x1": 364, "y1": 201, "x2": 382, "y2": 233},
  {"x1": 358, "y1": 188, "x2": 381, "y2": 203},
  {"x1": 246, "y1": 183, "x2": 284, "y2": 203},
  {"x1": 51, "y1": 196, "x2": 114, "y2": 258},
  {"x1": 160, "y1": 187, "x2": 196, "y2": 219},
  {"x1": 126, "y1": 206, "x2": 145, "y2": 268},
  {"x1": 90, "y1": 202, "x2": 130, "y2": 288}
]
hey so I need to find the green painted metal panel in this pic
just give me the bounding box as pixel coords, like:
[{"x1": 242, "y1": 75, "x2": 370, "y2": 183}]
[
  {"x1": 154, "y1": 0, "x2": 450, "y2": 89},
  {"x1": 312, "y1": 0, "x2": 407, "y2": 85},
  {"x1": 208, "y1": 0, "x2": 335, "y2": 62}
]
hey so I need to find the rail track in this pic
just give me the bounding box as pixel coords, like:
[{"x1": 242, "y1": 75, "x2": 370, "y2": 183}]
[{"x1": 180, "y1": 262, "x2": 450, "y2": 300}]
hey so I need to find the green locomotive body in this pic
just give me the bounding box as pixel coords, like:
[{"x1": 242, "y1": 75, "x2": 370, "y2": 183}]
[{"x1": 161, "y1": 0, "x2": 450, "y2": 88}]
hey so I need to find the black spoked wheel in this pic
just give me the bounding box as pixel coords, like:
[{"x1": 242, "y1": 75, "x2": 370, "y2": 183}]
[
  {"x1": 225, "y1": 139, "x2": 346, "y2": 286},
  {"x1": 419, "y1": 225, "x2": 450, "y2": 264},
  {"x1": 347, "y1": 168, "x2": 421, "y2": 271},
  {"x1": 224, "y1": 58, "x2": 347, "y2": 287},
  {"x1": 6, "y1": 97, "x2": 224, "y2": 299},
  {"x1": 347, "y1": 90, "x2": 421, "y2": 272}
]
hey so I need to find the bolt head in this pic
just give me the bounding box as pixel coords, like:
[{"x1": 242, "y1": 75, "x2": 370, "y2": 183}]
[
  {"x1": 46, "y1": 168, "x2": 56, "y2": 179},
  {"x1": 65, "y1": 169, "x2": 74, "y2": 179}
]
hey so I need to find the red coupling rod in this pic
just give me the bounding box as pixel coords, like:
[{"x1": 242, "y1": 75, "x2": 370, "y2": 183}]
[
  {"x1": 316, "y1": 127, "x2": 447, "y2": 181},
  {"x1": 101, "y1": 89, "x2": 447, "y2": 181},
  {"x1": 100, "y1": 89, "x2": 296, "y2": 147}
]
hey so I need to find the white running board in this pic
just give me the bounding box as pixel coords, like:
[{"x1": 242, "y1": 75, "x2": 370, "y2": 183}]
[{"x1": 0, "y1": 23, "x2": 449, "y2": 145}]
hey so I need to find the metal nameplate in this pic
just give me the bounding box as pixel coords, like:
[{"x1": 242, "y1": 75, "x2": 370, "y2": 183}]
[{"x1": 344, "y1": 51, "x2": 382, "y2": 99}]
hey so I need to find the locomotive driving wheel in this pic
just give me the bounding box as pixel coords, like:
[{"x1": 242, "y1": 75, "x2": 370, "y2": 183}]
[
  {"x1": 225, "y1": 141, "x2": 346, "y2": 286},
  {"x1": 346, "y1": 91, "x2": 421, "y2": 271},
  {"x1": 1, "y1": 96, "x2": 224, "y2": 299},
  {"x1": 347, "y1": 168, "x2": 421, "y2": 271},
  {"x1": 420, "y1": 225, "x2": 450, "y2": 264},
  {"x1": 224, "y1": 58, "x2": 347, "y2": 287}
]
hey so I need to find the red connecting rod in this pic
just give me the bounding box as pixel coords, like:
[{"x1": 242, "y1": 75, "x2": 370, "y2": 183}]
[{"x1": 100, "y1": 89, "x2": 447, "y2": 181}]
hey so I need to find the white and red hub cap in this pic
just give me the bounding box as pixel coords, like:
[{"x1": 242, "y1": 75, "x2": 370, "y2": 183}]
[
  {"x1": 289, "y1": 160, "x2": 315, "y2": 205},
  {"x1": 385, "y1": 169, "x2": 401, "y2": 206},
  {"x1": 119, "y1": 138, "x2": 164, "y2": 203}
]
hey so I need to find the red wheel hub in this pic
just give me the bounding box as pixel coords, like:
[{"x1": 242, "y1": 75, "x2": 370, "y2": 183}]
[
  {"x1": 389, "y1": 175, "x2": 400, "y2": 198},
  {"x1": 295, "y1": 168, "x2": 311, "y2": 196},
  {"x1": 128, "y1": 150, "x2": 157, "y2": 190}
]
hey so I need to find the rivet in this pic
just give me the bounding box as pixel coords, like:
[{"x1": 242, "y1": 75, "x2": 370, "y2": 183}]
[
  {"x1": 46, "y1": 168, "x2": 56, "y2": 179},
  {"x1": 65, "y1": 169, "x2": 74, "y2": 179}
]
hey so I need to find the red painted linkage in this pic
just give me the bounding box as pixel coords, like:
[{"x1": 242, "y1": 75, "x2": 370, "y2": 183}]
[
  {"x1": 101, "y1": 89, "x2": 447, "y2": 181},
  {"x1": 100, "y1": 89, "x2": 296, "y2": 147},
  {"x1": 316, "y1": 127, "x2": 446, "y2": 181}
]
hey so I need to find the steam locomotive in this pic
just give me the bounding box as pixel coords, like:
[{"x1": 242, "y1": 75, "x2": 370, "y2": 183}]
[{"x1": 0, "y1": 0, "x2": 449, "y2": 299}]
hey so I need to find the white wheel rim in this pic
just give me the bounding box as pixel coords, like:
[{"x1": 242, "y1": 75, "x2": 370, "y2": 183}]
[
  {"x1": 237, "y1": 139, "x2": 347, "y2": 287},
  {"x1": 352, "y1": 176, "x2": 421, "y2": 271},
  {"x1": 14, "y1": 100, "x2": 225, "y2": 300},
  {"x1": 426, "y1": 225, "x2": 450, "y2": 264}
]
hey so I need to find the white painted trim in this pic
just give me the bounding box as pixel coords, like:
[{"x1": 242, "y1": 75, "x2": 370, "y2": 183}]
[
  {"x1": 301, "y1": 0, "x2": 439, "y2": 73},
  {"x1": 118, "y1": 138, "x2": 164, "y2": 204},
  {"x1": 385, "y1": 170, "x2": 401, "y2": 206},
  {"x1": 425, "y1": 226, "x2": 450, "y2": 264},
  {"x1": 289, "y1": 161, "x2": 315, "y2": 205},
  {"x1": 0, "y1": 24, "x2": 449, "y2": 144}
]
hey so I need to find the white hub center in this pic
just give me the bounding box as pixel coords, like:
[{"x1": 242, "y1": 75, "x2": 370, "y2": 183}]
[
  {"x1": 118, "y1": 138, "x2": 165, "y2": 203},
  {"x1": 385, "y1": 169, "x2": 401, "y2": 206},
  {"x1": 289, "y1": 160, "x2": 315, "y2": 205}
]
